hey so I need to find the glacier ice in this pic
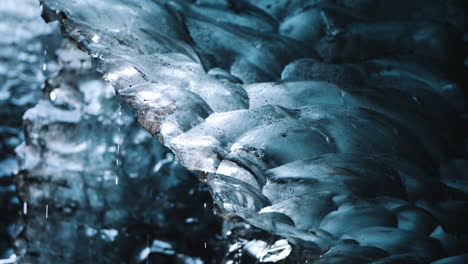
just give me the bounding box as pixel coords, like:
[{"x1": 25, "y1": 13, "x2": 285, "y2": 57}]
[
  {"x1": 35, "y1": 0, "x2": 468, "y2": 262},
  {"x1": 11, "y1": 40, "x2": 224, "y2": 263},
  {"x1": 1, "y1": 0, "x2": 467, "y2": 263}
]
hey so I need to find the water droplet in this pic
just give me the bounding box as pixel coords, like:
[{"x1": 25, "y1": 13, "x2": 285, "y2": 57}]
[
  {"x1": 42, "y1": 63, "x2": 47, "y2": 71},
  {"x1": 45, "y1": 204, "x2": 48, "y2": 219},
  {"x1": 23, "y1": 202, "x2": 27, "y2": 215},
  {"x1": 203, "y1": 203, "x2": 207, "y2": 208},
  {"x1": 115, "y1": 177, "x2": 119, "y2": 185},
  {"x1": 204, "y1": 242, "x2": 207, "y2": 249},
  {"x1": 49, "y1": 90, "x2": 56, "y2": 101}
]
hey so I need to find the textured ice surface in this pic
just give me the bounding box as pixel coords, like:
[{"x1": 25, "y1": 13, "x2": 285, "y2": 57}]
[
  {"x1": 13, "y1": 41, "x2": 224, "y2": 263},
  {"x1": 29, "y1": 0, "x2": 468, "y2": 262}
]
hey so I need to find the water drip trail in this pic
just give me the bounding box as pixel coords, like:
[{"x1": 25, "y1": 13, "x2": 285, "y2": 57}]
[{"x1": 115, "y1": 103, "x2": 122, "y2": 184}]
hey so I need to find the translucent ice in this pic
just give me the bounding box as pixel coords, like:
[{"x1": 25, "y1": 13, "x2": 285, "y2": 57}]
[{"x1": 35, "y1": 0, "x2": 468, "y2": 263}]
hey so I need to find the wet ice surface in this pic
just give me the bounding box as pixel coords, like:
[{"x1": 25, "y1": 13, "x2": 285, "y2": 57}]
[
  {"x1": 38, "y1": 0, "x2": 468, "y2": 263},
  {"x1": 0, "y1": 0, "x2": 60, "y2": 259},
  {"x1": 13, "y1": 42, "x2": 224, "y2": 263},
  {"x1": 8, "y1": 0, "x2": 468, "y2": 263}
]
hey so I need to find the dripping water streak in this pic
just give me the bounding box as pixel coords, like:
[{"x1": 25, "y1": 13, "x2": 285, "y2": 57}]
[{"x1": 115, "y1": 103, "x2": 122, "y2": 184}]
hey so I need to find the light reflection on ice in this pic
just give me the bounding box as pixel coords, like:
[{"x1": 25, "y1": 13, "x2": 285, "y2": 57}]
[
  {"x1": 49, "y1": 90, "x2": 56, "y2": 101},
  {"x1": 100, "y1": 229, "x2": 119, "y2": 242},
  {"x1": 153, "y1": 153, "x2": 174, "y2": 173},
  {"x1": 0, "y1": 254, "x2": 18, "y2": 264},
  {"x1": 91, "y1": 34, "x2": 100, "y2": 43},
  {"x1": 105, "y1": 67, "x2": 138, "y2": 82}
]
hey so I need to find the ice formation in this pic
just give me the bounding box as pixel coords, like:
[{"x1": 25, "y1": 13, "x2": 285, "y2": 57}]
[
  {"x1": 13, "y1": 41, "x2": 224, "y2": 263},
  {"x1": 36, "y1": 0, "x2": 468, "y2": 263},
  {"x1": 2, "y1": 0, "x2": 468, "y2": 263}
]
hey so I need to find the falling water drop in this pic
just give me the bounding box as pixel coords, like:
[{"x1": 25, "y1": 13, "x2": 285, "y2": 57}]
[
  {"x1": 203, "y1": 203, "x2": 207, "y2": 208},
  {"x1": 45, "y1": 204, "x2": 48, "y2": 219},
  {"x1": 115, "y1": 103, "x2": 122, "y2": 185},
  {"x1": 23, "y1": 202, "x2": 27, "y2": 215},
  {"x1": 204, "y1": 242, "x2": 207, "y2": 249}
]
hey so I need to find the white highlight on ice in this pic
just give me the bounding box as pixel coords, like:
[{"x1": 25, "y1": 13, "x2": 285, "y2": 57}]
[
  {"x1": 0, "y1": 254, "x2": 18, "y2": 264},
  {"x1": 153, "y1": 153, "x2": 174, "y2": 173},
  {"x1": 137, "y1": 247, "x2": 151, "y2": 262},
  {"x1": 91, "y1": 34, "x2": 100, "y2": 43},
  {"x1": 138, "y1": 90, "x2": 163, "y2": 101},
  {"x1": 105, "y1": 67, "x2": 138, "y2": 82},
  {"x1": 100, "y1": 229, "x2": 119, "y2": 241},
  {"x1": 49, "y1": 90, "x2": 57, "y2": 101}
]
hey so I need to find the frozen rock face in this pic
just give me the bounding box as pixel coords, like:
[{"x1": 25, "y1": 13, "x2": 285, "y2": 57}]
[
  {"x1": 36, "y1": 0, "x2": 468, "y2": 263},
  {"x1": 0, "y1": 0, "x2": 60, "y2": 259},
  {"x1": 14, "y1": 42, "x2": 224, "y2": 263}
]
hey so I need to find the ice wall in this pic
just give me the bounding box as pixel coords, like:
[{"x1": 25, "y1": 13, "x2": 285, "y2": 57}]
[{"x1": 11, "y1": 0, "x2": 468, "y2": 263}]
